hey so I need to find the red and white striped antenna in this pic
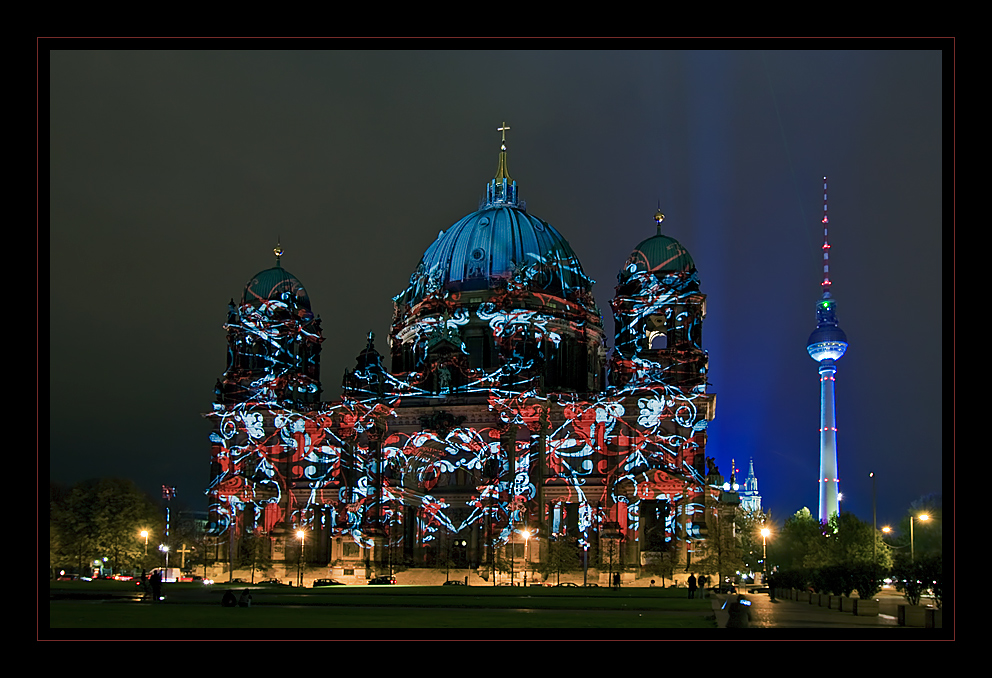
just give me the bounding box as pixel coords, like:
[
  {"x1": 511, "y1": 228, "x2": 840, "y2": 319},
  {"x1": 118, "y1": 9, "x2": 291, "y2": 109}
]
[{"x1": 821, "y1": 176, "x2": 831, "y2": 294}]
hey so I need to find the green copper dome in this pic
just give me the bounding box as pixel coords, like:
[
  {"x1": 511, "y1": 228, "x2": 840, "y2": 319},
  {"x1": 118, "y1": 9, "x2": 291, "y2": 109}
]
[
  {"x1": 624, "y1": 233, "x2": 696, "y2": 276},
  {"x1": 242, "y1": 264, "x2": 311, "y2": 311}
]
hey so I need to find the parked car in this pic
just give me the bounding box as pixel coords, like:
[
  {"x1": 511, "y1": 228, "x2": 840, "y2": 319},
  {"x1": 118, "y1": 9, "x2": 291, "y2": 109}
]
[
  {"x1": 368, "y1": 576, "x2": 396, "y2": 585},
  {"x1": 312, "y1": 578, "x2": 346, "y2": 587},
  {"x1": 555, "y1": 582, "x2": 579, "y2": 587},
  {"x1": 441, "y1": 580, "x2": 465, "y2": 586},
  {"x1": 260, "y1": 578, "x2": 289, "y2": 586}
]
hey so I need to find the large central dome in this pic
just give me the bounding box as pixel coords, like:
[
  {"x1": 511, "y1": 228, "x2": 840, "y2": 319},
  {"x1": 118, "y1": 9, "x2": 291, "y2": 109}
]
[
  {"x1": 396, "y1": 129, "x2": 593, "y2": 308},
  {"x1": 406, "y1": 204, "x2": 592, "y2": 304},
  {"x1": 385, "y1": 129, "x2": 606, "y2": 394}
]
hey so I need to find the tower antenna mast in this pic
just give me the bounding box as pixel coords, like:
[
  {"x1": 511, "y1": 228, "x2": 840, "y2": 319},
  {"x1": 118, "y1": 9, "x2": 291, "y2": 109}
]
[{"x1": 822, "y1": 177, "x2": 831, "y2": 294}]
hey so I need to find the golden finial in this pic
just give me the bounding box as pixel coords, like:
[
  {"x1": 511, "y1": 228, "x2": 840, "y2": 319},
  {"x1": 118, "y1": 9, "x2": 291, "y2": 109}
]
[
  {"x1": 654, "y1": 207, "x2": 665, "y2": 235},
  {"x1": 498, "y1": 122, "x2": 510, "y2": 149},
  {"x1": 495, "y1": 122, "x2": 512, "y2": 182},
  {"x1": 274, "y1": 239, "x2": 284, "y2": 266}
]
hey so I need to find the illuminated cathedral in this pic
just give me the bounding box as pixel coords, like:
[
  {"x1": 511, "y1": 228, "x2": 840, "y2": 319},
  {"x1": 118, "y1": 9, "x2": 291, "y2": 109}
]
[{"x1": 205, "y1": 128, "x2": 736, "y2": 584}]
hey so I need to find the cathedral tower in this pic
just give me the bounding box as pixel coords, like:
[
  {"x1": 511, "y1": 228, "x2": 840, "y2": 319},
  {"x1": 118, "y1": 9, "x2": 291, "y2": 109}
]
[
  {"x1": 806, "y1": 177, "x2": 848, "y2": 524},
  {"x1": 214, "y1": 244, "x2": 323, "y2": 407},
  {"x1": 608, "y1": 209, "x2": 708, "y2": 390}
]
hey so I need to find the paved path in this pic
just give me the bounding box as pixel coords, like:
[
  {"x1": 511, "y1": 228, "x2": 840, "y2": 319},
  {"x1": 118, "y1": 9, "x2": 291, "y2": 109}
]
[{"x1": 711, "y1": 590, "x2": 904, "y2": 629}]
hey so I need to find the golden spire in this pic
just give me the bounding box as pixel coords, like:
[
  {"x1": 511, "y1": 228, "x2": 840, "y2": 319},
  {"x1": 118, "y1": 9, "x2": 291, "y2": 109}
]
[
  {"x1": 495, "y1": 121, "x2": 512, "y2": 182},
  {"x1": 274, "y1": 239, "x2": 284, "y2": 267}
]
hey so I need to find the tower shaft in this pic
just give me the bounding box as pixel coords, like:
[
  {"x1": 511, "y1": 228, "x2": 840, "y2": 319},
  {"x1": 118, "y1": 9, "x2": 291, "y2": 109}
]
[{"x1": 817, "y1": 360, "x2": 839, "y2": 523}]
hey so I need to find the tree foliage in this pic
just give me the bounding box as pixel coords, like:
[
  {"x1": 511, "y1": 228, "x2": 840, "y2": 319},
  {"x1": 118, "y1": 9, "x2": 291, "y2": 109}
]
[
  {"x1": 889, "y1": 494, "x2": 942, "y2": 568},
  {"x1": 50, "y1": 478, "x2": 162, "y2": 576},
  {"x1": 238, "y1": 530, "x2": 274, "y2": 582},
  {"x1": 736, "y1": 507, "x2": 774, "y2": 576},
  {"x1": 769, "y1": 507, "x2": 891, "y2": 572},
  {"x1": 772, "y1": 507, "x2": 827, "y2": 570},
  {"x1": 537, "y1": 537, "x2": 581, "y2": 585},
  {"x1": 892, "y1": 554, "x2": 942, "y2": 607}
]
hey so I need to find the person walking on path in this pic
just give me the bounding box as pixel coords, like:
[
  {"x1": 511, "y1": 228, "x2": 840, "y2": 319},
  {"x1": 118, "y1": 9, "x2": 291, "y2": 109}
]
[{"x1": 688, "y1": 573, "x2": 697, "y2": 599}]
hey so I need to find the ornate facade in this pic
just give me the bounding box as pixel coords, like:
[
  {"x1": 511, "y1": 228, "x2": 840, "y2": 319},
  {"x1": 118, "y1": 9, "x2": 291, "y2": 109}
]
[{"x1": 205, "y1": 133, "x2": 734, "y2": 582}]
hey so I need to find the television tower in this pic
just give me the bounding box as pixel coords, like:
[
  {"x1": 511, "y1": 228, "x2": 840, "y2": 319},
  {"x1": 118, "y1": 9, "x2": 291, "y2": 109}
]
[{"x1": 806, "y1": 177, "x2": 848, "y2": 524}]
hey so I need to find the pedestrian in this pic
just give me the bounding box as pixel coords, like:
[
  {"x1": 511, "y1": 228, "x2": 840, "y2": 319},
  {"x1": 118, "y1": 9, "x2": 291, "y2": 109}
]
[
  {"x1": 613, "y1": 572, "x2": 620, "y2": 589},
  {"x1": 698, "y1": 574, "x2": 708, "y2": 598},
  {"x1": 239, "y1": 588, "x2": 252, "y2": 608},
  {"x1": 221, "y1": 590, "x2": 237, "y2": 607},
  {"x1": 687, "y1": 573, "x2": 697, "y2": 599},
  {"x1": 150, "y1": 569, "x2": 163, "y2": 602},
  {"x1": 650, "y1": 579, "x2": 656, "y2": 587},
  {"x1": 140, "y1": 570, "x2": 150, "y2": 601}
]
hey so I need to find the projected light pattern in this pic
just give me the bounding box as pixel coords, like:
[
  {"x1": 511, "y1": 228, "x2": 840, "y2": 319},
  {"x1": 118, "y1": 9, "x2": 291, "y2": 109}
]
[
  {"x1": 216, "y1": 274, "x2": 323, "y2": 407},
  {"x1": 207, "y1": 373, "x2": 716, "y2": 560},
  {"x1": 206, "y1": 142, "x2": 727, "y2": 572},
  {"x1": 609, "y1": 229, "x2": 708, "y2": 392},
  {"x1": 207, "y1": 246, "x2": 717, "y2": 563}
]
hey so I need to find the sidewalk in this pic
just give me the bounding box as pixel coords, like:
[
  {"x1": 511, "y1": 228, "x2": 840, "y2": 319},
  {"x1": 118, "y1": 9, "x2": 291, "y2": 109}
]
[{"x1": 711, "y1": 590, "x2": 903, "y2": 629}]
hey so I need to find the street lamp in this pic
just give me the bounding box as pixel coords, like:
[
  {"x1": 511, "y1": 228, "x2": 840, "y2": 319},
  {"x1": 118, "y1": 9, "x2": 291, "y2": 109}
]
[
  {"x1": 296, "y1": 529, "x2": 306, "y2": 588},
  {"x1": 910, "y1": 513, "x2": 929, "y2": 563},
  {"x1": 760, "y1": 527, "x2": 771, "y2": 584},
  {"x1": 522, "y1": 530, "x2": 531, "y2": 587},
  {"x1": 870, "y1": 472, "x2": 877, "y2": 566},
  {"x1": 140, "y1": 530, "x2": 149, "y2": 556},
  {"x1": 159, "y1": 543, "x2": 170, "y2": 571}
]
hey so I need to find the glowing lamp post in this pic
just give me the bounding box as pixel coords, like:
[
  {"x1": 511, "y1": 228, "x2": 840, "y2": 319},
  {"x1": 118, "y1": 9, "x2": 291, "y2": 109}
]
[
  {"x1": 910, "y1": 513, "x2": 929, "y2": 563},
  {"x1": 296, "y1": 530, "x2": 306, "y2": 588},
  {"x1": 522, "y1": 530, "x2": 531, "y2": 587},
  {"x1": 760, "y1": 527, "x2": 771, "y2": 583},
  {"x1": 140, "y1": 530, "x2": 149, "y2": 556}
]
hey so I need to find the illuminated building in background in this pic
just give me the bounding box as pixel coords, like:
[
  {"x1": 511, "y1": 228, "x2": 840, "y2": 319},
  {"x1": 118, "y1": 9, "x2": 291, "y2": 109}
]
[
  {"x1": 806, "y1": 176, "x2": 848, "y2": 524},
  {"x1": 738, "y1": 458, "x2": 762, "y2": 513},
  {"x1": 205, "y1": 127, "x2": 733, "y2": 581}
]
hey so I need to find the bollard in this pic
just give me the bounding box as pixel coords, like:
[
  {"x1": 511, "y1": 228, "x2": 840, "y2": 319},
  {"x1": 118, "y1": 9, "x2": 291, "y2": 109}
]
[
  {"x1": 853, "y1": 598, "x2": 878, "y2": 616},
  {"x1": 899, "y1": 604, "x2": 928, "y2": 627}
]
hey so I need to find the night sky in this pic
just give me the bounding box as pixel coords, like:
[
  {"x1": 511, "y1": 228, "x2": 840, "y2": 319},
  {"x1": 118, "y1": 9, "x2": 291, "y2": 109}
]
[{"x1": 47, "y1": 46, "x2": 947, "y2": 531}]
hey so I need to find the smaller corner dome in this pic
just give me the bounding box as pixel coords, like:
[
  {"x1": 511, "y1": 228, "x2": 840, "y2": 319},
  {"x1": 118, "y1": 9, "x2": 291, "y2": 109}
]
[
  {"x1": 242, "y1": 265, "x2": 312, "y2": 311},
  {"x1": 623, "y1": 233, "x2": 696, "y2": 277}
]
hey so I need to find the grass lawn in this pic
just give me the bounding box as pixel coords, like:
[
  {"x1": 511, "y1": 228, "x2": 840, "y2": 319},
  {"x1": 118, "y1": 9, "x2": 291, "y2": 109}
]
[{"x1": 46, "y1": 581, "x2": 717, "y2": 632}]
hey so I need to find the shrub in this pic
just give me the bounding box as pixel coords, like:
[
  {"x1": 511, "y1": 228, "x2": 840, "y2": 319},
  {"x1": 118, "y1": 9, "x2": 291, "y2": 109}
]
[
  {"x1": 850, "y1": 563, "x2": 887, "y2": 599},
  {"x1": 819, "y1": 564, "x2": 854, "y2": 597}
]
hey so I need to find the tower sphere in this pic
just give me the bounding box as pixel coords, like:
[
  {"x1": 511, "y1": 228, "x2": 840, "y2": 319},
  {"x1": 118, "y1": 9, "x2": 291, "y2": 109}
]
[{"x1": 806, "y1": 327, "x2": 848, "y2": 362}]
